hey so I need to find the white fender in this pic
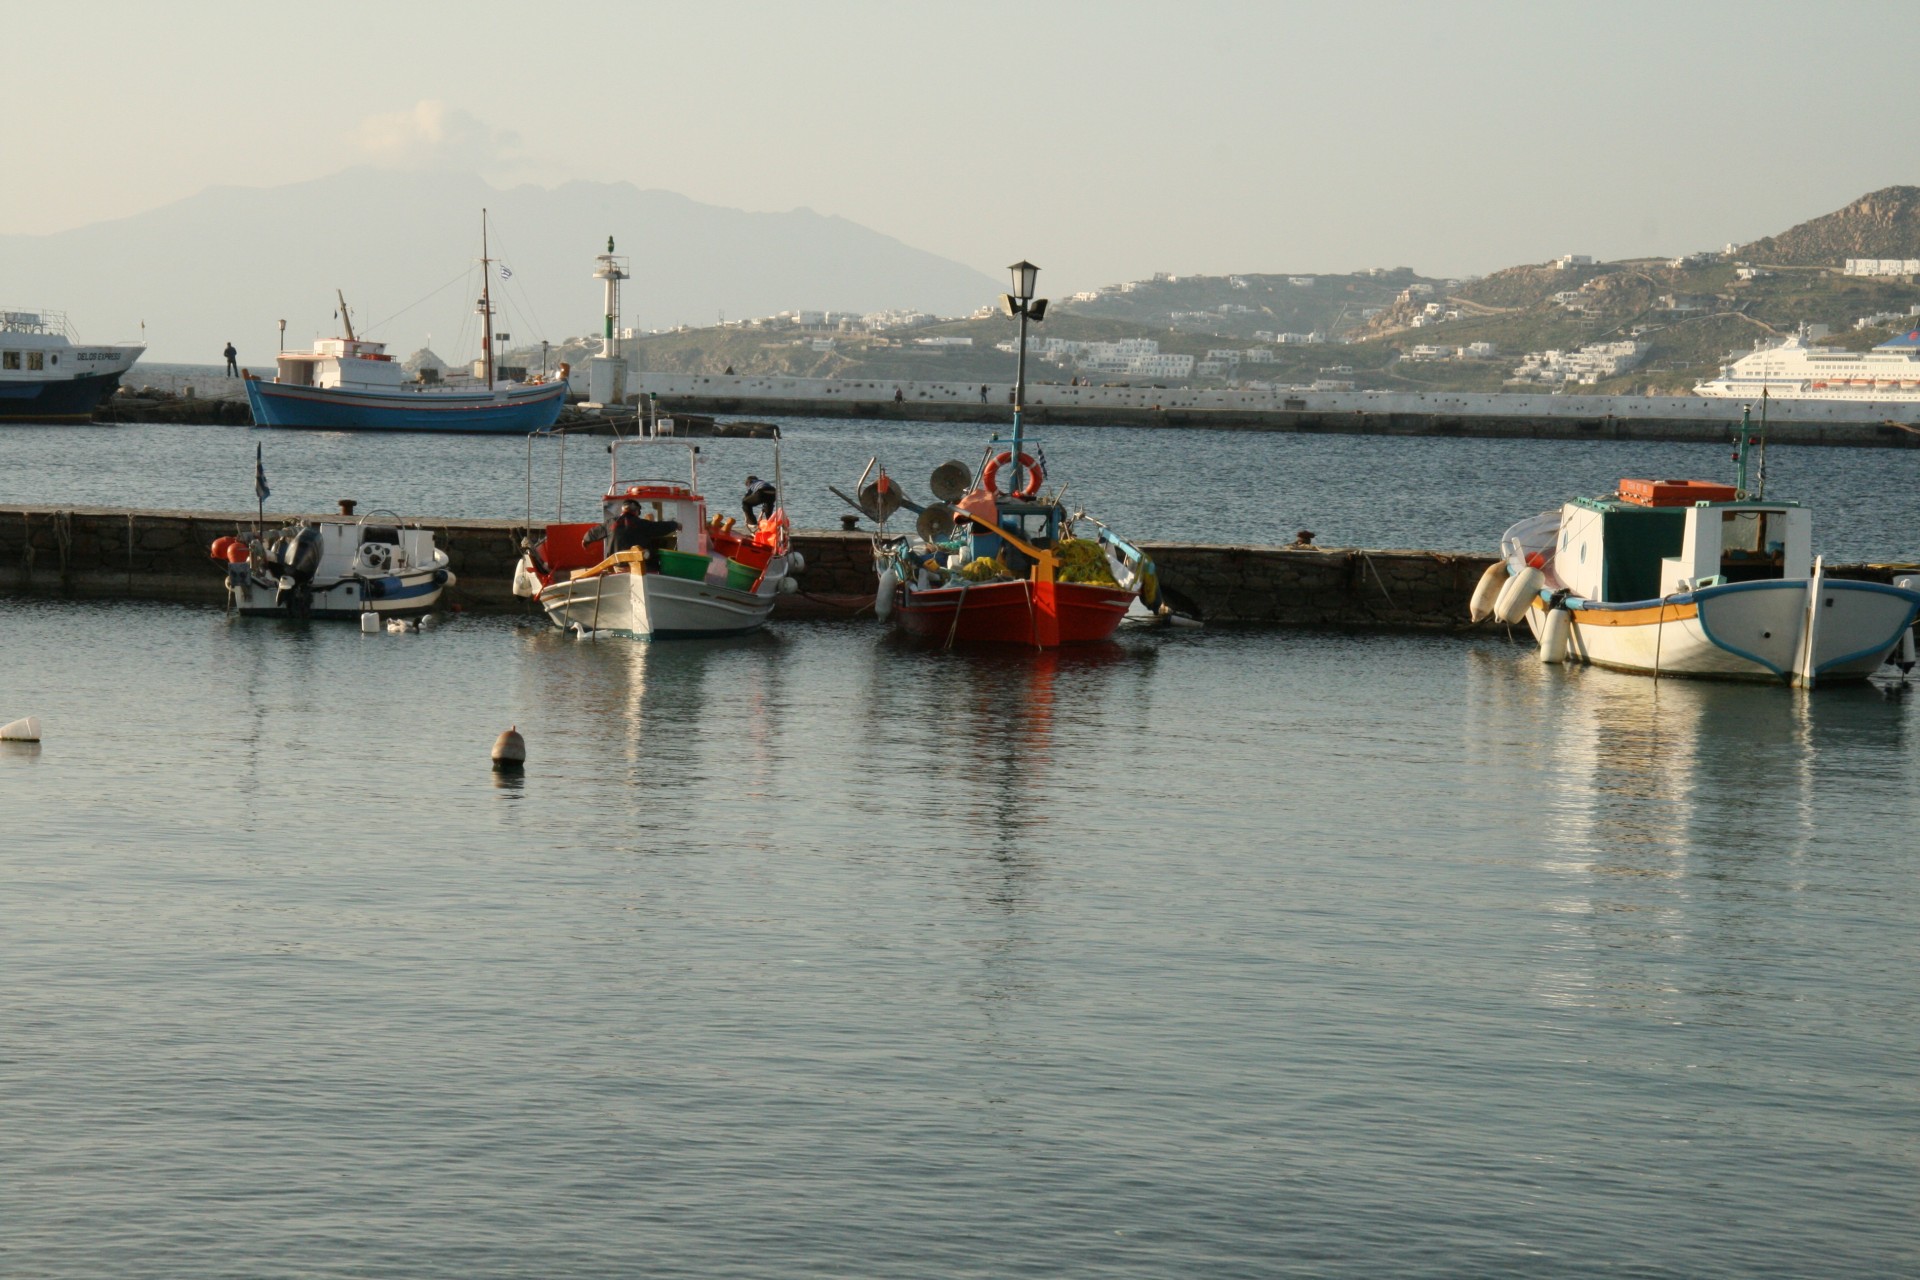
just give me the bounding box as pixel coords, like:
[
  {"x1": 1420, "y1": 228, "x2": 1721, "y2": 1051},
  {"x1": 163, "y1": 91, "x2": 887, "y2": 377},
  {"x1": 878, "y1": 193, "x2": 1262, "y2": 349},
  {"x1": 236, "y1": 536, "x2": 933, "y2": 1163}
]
[
  {"x1": 1538, "y1": 606, "x2": 1572, "y2": 664},
  {"x1": 359, "y1": 611, "x2": 381, "y2": 634},
  {"x1": 1493, "y1": 564, "x2": 1544, "y2": 624},
  {"x1": 1469, "y1": 561, "x2": 1507, "y2": 622},
  {"x1": 786, "y1": 551, "x2": 806, "y2": 574},
  {"x1": 511, "y1": 555, "x2": 538, "y2": 598},
  {"x1": 876, "y1": 567, "x2": 898, "y2": 622}
]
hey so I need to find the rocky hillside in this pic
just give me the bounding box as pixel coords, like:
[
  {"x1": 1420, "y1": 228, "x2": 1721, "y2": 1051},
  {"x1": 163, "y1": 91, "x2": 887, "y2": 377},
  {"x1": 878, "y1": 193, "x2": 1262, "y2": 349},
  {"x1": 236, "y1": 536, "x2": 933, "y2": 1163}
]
[{"x1": 1737, "y1": 186, "x2": 1920, "y2": 266}]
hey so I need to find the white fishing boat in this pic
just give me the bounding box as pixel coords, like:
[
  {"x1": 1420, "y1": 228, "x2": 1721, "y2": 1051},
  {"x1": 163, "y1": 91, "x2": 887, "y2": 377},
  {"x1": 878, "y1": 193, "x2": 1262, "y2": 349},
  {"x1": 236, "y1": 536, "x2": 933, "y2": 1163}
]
[
  {"x1": 1473, "y1": 410, "x2": 1920, "y2": 686},
  {"x1": 213, "y1": 513, "x2": 454, "y2": 620},
  {"x1": 512, "y1": 434, "x2": 798, "y2": 639}
]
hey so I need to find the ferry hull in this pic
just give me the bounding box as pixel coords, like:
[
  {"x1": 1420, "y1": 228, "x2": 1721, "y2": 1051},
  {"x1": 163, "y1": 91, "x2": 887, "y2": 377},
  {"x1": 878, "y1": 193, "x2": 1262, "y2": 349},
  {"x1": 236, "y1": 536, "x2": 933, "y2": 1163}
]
[
  {"x1": 894, "y1": 579, "x2": 1134, "y2": 647},
  {"x1": 1524, "y1": 579, "x2": 1920, "y2": 684},
  {"x1": 245, "y1": 379, "x2": 566, "y2": 433},
  {"x1": 0, "y1": 370, "x2": 133, "y2": 423},
  {"x1": 537, "y1": 563, "x2": 783, "y2": 639}
]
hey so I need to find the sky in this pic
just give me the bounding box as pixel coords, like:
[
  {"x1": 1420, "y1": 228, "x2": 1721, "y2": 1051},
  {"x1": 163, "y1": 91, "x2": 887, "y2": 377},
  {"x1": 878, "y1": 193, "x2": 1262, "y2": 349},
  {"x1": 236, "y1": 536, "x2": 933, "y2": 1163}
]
[{"x1": 7, "y1": 0, "x2": 1920, "y2": 295}]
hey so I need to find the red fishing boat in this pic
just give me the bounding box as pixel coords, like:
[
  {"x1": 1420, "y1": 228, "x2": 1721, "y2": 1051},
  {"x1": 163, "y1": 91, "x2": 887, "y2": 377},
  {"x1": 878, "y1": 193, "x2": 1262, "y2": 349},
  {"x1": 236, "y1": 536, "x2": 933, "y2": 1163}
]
[{"x1": 846, "y1": 261, "x2": 1161, "y2": 648}]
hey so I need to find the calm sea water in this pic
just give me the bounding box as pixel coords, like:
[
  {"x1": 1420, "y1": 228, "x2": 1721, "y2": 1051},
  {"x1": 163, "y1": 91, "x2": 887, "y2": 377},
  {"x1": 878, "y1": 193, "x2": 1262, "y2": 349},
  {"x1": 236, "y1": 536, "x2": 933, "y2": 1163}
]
[
  {"x1": 1, "y1": 415, "x2": 1916, "y2": 559},
  {"x1": 3, "y1": 598, "x2": 1918, "y2": 1277}
]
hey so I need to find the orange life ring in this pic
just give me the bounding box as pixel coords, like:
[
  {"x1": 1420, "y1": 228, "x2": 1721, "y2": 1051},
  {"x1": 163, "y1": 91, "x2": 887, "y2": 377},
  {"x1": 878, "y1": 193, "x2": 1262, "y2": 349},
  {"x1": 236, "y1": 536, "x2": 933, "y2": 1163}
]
[{"x1": 981, "y1": 450, "x2": 1043, "y2": 499}]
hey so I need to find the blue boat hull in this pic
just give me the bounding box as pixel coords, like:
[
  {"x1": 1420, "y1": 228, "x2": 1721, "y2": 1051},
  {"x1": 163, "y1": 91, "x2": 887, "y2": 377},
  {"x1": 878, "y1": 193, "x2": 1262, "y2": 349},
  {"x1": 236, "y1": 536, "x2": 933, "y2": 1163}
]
[
  {"x1": 0, "y1": 371, "x2": 129, "y2": 423},
  {"x1": 244, "y1": 379, "x2": 566, "y2": 433}
]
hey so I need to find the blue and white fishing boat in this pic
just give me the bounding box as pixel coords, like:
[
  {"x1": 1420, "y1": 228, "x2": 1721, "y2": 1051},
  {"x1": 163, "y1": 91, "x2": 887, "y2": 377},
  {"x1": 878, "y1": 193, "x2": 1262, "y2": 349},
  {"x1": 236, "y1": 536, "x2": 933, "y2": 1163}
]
[
  {"x1": 244, "y1": 214, "x2": 565, "y2": 433},
  {"x1": 1472, "y1": 409, "x2": 1920, "y2": 687},
  {"x1": 0, "y1": 307, "x2": 143, "y2": 422}
]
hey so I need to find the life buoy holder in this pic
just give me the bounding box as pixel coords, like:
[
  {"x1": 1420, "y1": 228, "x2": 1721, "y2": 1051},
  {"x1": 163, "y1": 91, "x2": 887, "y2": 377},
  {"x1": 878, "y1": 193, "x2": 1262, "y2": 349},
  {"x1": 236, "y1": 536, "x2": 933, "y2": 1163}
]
[{"x1": 981, "y1": 450, "x2": 1043, "y2": 499}]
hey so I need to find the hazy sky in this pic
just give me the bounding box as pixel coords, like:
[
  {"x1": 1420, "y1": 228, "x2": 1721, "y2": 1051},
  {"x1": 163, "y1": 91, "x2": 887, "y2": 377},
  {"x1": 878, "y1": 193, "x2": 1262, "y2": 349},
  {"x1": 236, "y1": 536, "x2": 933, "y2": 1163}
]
[{"x1": 9, "y1": 0, "x2": 1920, "y2": 293}]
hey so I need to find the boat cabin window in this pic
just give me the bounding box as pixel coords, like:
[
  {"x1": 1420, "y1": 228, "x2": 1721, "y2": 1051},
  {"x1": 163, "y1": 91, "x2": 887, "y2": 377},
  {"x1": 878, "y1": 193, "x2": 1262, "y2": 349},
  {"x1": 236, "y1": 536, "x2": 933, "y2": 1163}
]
[
  {"x1": 2, "y1": 352, "x2": 18, "y2": 370},
  {"x1": 1719, "y1": 510, "x2": 1788, "y2": 582},
  {"x1": 277, "y1": 356, "x2": 315, "y2": 386},
  {"x1": 26, "y1": 351, "x2": 43, "y2": 371},
  {"x1": 359, "y1": 526, "x2": 401, "y2": 546}
]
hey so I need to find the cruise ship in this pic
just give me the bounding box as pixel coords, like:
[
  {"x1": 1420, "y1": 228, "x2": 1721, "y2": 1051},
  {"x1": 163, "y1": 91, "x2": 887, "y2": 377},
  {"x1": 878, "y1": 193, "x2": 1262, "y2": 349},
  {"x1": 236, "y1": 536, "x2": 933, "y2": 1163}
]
[{"x1": 1695, "y1": 327, "x2": 1920, "y2": 401}]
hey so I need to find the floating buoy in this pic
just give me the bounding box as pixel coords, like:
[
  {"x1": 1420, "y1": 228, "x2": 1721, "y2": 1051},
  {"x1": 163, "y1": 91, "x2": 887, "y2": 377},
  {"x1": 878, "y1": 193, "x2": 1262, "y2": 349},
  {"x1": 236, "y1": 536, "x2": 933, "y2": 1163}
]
[
  {"x1": 1493, "y1": 563, "x2": 1544, "y2": 624},
  {"x1": 360, "y1": 611, "x2": 381, "y2": 633},
  {"x1": 491, "y1": 726, "x2": 526, "y2": 772},
  {"x1": 1469, "y1": 561, "x2": 1507, "y2": 622},
  {"x1": 1538, "y1": 607, "x2": 1572, "y2": 664},
  {"x1": 1, "y1": 716, "x2": 42, "y2": 742}
]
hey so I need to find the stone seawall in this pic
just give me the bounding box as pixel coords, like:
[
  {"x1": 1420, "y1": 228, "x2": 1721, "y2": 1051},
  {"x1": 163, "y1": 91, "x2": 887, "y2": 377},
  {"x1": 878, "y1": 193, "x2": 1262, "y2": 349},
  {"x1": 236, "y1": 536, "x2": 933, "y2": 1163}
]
[
  {"x1": 5, "y1": 505, "x2": 1905, "y2": 630},
  {"x1": 648, "y1": 394, "x2": 1920, "y2": 448}
]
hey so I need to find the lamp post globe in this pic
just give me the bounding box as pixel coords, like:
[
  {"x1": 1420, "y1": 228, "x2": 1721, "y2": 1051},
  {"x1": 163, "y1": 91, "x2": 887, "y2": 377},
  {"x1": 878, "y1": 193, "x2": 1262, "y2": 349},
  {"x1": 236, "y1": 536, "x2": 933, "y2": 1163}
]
[{"x1": 1009, "y1": 260, "x2": 1040, "y2": 303}]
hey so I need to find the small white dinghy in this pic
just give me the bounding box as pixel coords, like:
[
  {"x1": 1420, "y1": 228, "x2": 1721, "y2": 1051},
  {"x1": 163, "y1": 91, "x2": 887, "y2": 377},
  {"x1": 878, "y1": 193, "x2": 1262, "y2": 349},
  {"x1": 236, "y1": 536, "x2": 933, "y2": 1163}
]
[{"x1": 213, "y1": 512, "x2": 454, "y2": 621}]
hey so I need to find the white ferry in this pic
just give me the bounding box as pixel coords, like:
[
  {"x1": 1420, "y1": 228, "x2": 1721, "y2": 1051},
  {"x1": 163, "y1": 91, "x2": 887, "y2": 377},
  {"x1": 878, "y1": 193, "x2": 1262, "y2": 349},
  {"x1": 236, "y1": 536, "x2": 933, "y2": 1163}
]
[
  {"x1": 1695, "y1": 328, "x2": 1920, "y2": 400},
  {"x1": 0, "y1": 308, "x2": 144, "y2": 422}
]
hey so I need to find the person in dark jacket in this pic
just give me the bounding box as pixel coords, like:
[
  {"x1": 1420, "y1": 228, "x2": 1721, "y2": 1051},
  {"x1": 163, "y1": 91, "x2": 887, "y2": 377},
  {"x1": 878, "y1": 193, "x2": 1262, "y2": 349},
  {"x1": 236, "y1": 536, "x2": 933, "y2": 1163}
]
[
  {"x1": 742, "y1": 476, "x2": 777, "y2": 524},
  {"x1": 607, "y1": 501, "x2": 681, "y2": 565},
  {"x1": 224, "y1": 343, "x2": 239, "y2": 376}
]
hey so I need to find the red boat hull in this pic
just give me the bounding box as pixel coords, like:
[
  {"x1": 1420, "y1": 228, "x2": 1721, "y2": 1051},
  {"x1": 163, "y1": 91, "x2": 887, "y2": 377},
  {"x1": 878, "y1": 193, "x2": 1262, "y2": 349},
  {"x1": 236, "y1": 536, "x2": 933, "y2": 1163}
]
[{"x1": 894, "y1": 579, "x2": 1134, "y2": 646}]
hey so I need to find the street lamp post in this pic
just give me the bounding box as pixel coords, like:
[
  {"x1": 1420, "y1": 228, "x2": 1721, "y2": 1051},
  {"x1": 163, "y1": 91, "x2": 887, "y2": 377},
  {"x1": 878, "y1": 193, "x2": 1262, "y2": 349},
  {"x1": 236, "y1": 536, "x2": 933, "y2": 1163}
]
[{"x1": 1002, "y1": 260, "x2": 1048, "y2": 497}]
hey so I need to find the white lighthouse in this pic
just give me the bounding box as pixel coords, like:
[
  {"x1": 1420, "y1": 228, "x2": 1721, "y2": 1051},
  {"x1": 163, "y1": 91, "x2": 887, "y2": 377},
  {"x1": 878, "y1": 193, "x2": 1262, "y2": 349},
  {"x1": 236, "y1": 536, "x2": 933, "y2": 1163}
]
[{"x1": 588, "y1": 236, "x2": 630, "y2": 407}]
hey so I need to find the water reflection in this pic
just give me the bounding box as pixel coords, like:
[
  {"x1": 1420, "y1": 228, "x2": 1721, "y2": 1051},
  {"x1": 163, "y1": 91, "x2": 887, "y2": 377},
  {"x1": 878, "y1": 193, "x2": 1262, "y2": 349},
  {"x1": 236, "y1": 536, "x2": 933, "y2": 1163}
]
[{"x1": 1519, "y1": 655, "x2": 1911, "y2": 1014}]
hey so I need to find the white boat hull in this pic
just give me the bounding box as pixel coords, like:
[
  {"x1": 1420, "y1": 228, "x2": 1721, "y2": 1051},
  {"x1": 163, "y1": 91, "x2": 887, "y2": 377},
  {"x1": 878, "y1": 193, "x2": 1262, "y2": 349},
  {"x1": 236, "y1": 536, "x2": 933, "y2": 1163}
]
[
  {"x1": 536, "y1": 556, "x2": 787, "y2": 638},
  {"x1": 1522, "y1": 578, "x2": 1919, "y2": 684},
  {"x1": 229, "y1": 565, "x2": 451, "y2": 619}
]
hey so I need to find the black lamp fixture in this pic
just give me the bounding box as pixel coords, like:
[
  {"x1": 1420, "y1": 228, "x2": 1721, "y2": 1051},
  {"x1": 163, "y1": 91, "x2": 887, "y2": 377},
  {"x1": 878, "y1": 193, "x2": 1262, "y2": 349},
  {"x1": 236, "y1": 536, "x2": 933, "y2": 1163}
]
[{"x1": 1000, "y1": 261, "x2": 1049, "y2": 321}]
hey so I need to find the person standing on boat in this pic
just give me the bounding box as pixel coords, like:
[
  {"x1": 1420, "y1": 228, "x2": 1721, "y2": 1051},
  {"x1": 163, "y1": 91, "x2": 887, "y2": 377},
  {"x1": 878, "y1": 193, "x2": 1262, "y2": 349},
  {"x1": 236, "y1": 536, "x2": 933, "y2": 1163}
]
[
  {"x1": 742, "y1": 475, "x2": 777, "y2": 525},
  {"x1": 607, "y1": 500, "x2": 680, "y2": 566},
  {"x1": 223, "y1": 342, "x2": 238, "y2": 377}
]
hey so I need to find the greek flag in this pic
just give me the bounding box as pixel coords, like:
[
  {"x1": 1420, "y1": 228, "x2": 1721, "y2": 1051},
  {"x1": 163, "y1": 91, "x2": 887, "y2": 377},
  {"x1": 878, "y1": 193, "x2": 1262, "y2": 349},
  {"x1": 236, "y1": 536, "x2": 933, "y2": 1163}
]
[
  {"x1": 254, "y1": 442, "x2": 270, "y2": 502},
  {"x1": 499, "y1": 264, "x2": 513, "y2": 280}
]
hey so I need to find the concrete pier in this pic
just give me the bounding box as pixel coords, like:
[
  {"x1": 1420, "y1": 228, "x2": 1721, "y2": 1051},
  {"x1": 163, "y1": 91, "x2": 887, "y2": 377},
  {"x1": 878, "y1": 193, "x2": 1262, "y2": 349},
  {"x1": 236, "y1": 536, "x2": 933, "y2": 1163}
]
[
  {"x1": 630, "y1": 374, "x2": 1920, "y2": 448},
  {"x1": 2, "y1": 505, "x2": 1909, "y2": 630}
]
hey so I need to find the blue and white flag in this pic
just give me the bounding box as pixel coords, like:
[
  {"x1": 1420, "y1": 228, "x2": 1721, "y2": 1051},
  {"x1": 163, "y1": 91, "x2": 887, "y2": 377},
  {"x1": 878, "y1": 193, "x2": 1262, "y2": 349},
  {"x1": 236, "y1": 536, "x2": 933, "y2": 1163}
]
[
  {"x1": 499, "y1": 264, "x2": 513, "y2": 280},
  {"x1": 254, "y1": 442, "x2": 270, "y2": 502}
]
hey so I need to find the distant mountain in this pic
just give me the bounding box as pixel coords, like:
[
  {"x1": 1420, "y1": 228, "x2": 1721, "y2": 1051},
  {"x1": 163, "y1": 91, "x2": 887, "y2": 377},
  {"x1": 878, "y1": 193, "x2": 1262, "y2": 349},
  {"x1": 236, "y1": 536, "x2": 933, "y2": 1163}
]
[
  {"x1": 0, "y1": 168, "x2": 1001, "y2": 362},
  {"x1": 1736, "y1": 186, "x2": 1920, "y2": 266}
]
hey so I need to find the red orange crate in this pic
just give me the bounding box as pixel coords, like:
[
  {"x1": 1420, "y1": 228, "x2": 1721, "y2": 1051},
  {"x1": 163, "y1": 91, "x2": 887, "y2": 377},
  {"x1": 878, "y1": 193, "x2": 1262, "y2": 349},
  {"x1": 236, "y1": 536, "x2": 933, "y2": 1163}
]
[{"x1": 1618, "y1": 478, "x2": 1738, "y2": 508}]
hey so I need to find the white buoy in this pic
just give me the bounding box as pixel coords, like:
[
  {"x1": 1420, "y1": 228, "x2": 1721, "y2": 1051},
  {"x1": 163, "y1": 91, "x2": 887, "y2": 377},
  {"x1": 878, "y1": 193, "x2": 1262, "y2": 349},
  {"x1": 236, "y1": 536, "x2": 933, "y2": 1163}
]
[
  {"x1": 491, "y1": 725, "x2": 526, "y2": 772},
  {"x1": 778, "y1": 577, "x2": 799, "y2": 594},
  {"x1": 0, "y1": 716, "x2": 42, "y2": 742},
  {"x1": 1494, "y1": 564, "x2": 1544, "y2": 624},
  {"x1": 875, "y1": 567, "x2": 897, "y2": 621},
  {"x1": 786, "y1": 551, "x2": 806, "y2": 574},
  {"x1": 1469, "y1": 561, "x2": 1507, "y2": 622},
  {"x1": 1538, "y1": 607, "x2": 1572, "y2": 664},
  {"x1": 360, "y1": 611, "x2": 380, "y2": 634}
]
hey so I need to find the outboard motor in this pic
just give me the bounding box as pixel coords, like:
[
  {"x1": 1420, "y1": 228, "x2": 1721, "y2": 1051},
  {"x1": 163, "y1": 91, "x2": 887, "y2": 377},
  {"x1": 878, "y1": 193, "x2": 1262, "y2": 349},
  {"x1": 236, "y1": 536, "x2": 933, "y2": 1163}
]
[{"x1": 283, "y1": 524, "x2": 324, "y2": 584}]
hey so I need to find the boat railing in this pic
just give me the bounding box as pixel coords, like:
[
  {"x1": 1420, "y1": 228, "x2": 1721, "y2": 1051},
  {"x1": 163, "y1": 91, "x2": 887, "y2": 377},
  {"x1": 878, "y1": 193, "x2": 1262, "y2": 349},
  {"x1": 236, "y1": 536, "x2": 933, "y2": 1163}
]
[{"x1": 0, "y1": 308, "x2": 72, "y2": 338}]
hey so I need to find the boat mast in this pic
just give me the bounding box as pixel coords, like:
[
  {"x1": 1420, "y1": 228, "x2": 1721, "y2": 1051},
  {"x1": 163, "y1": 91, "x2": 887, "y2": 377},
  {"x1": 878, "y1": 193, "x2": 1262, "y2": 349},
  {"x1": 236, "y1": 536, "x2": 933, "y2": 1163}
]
[
  {"x1": 480, "y1": 208, "x2": 495, "y2": 390},
  {"x1": 336, "y1": 289, "x2": 356, "y2": 342}
]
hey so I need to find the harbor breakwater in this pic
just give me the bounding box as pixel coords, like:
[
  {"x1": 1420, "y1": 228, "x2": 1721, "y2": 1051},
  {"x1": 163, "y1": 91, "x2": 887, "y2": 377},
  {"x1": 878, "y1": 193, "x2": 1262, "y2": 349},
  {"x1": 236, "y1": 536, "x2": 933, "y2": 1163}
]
[
  {"x1": 3, "y1": 505, "x2": 1503, "y2": 629},
  {"x1": 5, "y1": 505, "x2": 1912, "y2": 631},
  {"x1": 634, "y1": 373, "x2": 1920, "y2": 447}
]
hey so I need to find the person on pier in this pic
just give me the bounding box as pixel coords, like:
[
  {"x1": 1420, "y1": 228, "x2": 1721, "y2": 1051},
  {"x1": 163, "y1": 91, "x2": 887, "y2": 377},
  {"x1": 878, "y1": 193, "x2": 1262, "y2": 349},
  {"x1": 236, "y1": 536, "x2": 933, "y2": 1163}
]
[{"x1": 223, "y1": 342, "x2": 238, "y2": 377}]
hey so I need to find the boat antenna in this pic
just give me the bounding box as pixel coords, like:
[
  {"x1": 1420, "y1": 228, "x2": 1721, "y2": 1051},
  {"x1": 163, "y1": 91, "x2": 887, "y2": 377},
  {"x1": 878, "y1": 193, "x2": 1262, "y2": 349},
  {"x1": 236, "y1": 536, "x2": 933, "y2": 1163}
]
[
  {"x1": 336, "y1": 288, "x2": 356, "y2": 342},
  {"x1": 480, "y1": 208, "x2": 495, "y2": 391},
  {"x1": 1756, "y1": 387, "x2": 1770, "y2": 499},
  {"x1": 1734, "y1": 404, "x2": 1753, "y2": 498}
]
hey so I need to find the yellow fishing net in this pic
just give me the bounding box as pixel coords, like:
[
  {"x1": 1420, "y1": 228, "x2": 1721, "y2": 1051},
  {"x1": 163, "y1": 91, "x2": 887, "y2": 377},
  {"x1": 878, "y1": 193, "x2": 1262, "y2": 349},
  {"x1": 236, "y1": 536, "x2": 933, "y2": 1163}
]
[{"x1": 1055, "y1": 538, "x2": 1119, "y2": 586}]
